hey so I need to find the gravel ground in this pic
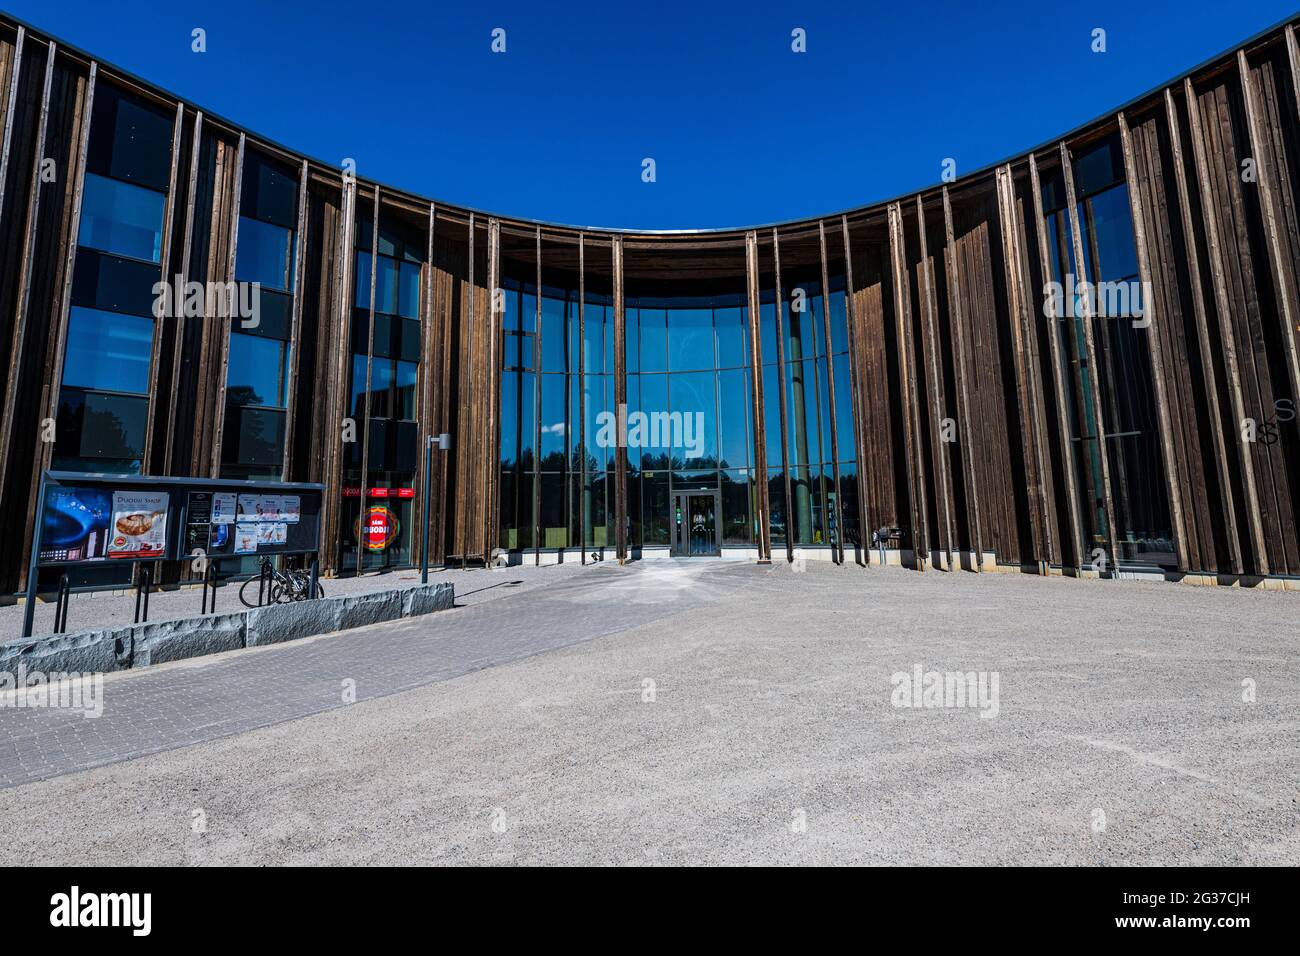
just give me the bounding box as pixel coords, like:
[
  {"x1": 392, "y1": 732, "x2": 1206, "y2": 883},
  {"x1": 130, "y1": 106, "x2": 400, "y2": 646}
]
[{"x1": 1, "y1": 561, "x2": 1297, "y2": 866}]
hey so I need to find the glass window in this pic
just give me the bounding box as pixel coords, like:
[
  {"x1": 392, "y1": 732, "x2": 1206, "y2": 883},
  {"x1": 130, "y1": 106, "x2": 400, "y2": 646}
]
[
  {"x1": 54, "y1": 388, "x2": 148, "y2": 467},
  {"x1": 394, "y1": 360, "x2": 417, "y2": 420},
  {"x1": 539, "y1": 373, "x2": 568, "y2": 467},
  {"x1": 376, "y1": 255, "x2": 398, "y2": 315},
  {"x1": 78, "y1": 173, "x2": 165, "y2": 263},
  {"x1": 62, "y1": 307, "x2": 153, "y2": 394},
  {"x1": 397, "y1": 261, "x2": 421, "y2": 319},
  {"x1": 714, "y1": 304, "x2": 748, "y2": 369},
  {"x1": 72, "y1": 250, "x2": 160, "y2": 317},
  {"x1": 717, "y1": 368, "x2": 752, "y2": 470},
  {"x1": 85, "y1": 85, "x2": 174, "y2": 191},
  {"x1": 355, "y1": 253, "x2": 372, "y2": 309},
  {"x1": 227, "y1": 333, "x2": 289, "y2": 408},
  {"x1": 223, "y1": 406, "x2": 285, "y2": 468},
  {"x1": 668, "y1": 307, "x2": 714, "y2": 372},
  {"x1": 241, "y1": 151, "x2": 298, "y2": 229},
  {"x1": 638, "y1": 301, "x2": 667, "y2": 374},
  {"x1": 668, "y1": 371, "x2": 718, "y2": 465},
  {"x1": 236, "y1": 216, "x2": 295, "y2": 292},
  {"x1": 541, "y1": 292, "x2": 570, "y2": 372}
]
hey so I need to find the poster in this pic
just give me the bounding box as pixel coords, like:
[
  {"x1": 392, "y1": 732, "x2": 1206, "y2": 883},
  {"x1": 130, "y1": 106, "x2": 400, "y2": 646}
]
[
  {"x1": 106, "y1": 491, "x2": 169, "y2": 559},
  {"x1": 261, "y1": 495, "x2": 283, "y2": 522},
  {"x1": 282, "y1": 495, "x2": 301, "y2": 523},
  {"x1": 39, "y1": 487, "x2": 113, "y2": 563},
  {"x1": 237, "y1": 494, "x2": 265, "y2": 521},
  {"x1": 185, "y1": 492, "x2": 212, "y2": 553},
  {"x1": 234, "y1": 523, "x2": 260, "y2": 554},
  {"x1": 211, "y1": 493, "x2": 236, "y2": 525}
]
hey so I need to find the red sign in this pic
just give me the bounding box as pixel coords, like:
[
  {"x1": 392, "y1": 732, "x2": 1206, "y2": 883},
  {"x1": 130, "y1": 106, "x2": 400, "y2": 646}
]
[{"x1": 357, "y1": 506, "x2": 400, "y2": 551}]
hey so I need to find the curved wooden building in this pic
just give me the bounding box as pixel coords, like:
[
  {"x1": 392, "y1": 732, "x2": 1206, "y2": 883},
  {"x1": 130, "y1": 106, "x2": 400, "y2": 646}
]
[{"x1": 1, "y1": 11, "x2": 1299, "y2": 596}]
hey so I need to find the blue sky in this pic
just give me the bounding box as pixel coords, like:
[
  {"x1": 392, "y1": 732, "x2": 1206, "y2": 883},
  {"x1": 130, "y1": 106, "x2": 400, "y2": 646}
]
[{"x1": 6, "y1": 1, "x2": 1296, "y2": 229}]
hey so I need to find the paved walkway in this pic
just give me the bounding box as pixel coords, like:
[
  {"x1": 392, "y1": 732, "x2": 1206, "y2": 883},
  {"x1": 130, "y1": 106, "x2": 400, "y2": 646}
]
[{"x1": 0, "y1": 560, "x2": 757, "y2": 788}]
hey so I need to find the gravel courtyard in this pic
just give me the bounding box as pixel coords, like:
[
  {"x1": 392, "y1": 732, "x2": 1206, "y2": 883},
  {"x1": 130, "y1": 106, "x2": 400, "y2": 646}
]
[{"x1": 1, "y1": 560, "x2": 1297, "y2": 866}]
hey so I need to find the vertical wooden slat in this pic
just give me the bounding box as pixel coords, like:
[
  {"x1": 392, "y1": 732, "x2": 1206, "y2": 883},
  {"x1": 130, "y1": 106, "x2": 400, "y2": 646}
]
[
  {"x1": 163, "y1": 109, "x2": 202, "y2": 476},
  {"x1": 1162, "y1": 88, "x2": 1242, "y2": 574},
  {"x1": 0, "y1": 26, "x2": 24, "y2": 224},
  {"x1": 840, "y1": 215, "x2": 871, "y2": 565},
  {"x1": 914, "y1": 196, "x2": 956, "y2": 571},
  {"x1": 1183, "y1": 76, "x2": 1269, "y2": 573},
  {"x1": 533, "y1": 226, "x2": 542, "y2": 564},
  {"x1": 1060, "y1": 140, "x2": 1121, "y2": 576},
  {"x1": 355, "y1": 186, "x2": 380, "y2": 572},
  {"x1": 577, "y1": 232, "x2": 586, "y2": 562},
  {"x1": 995, "y1": 164, "x2": 1052, "y2": 573},
  {"x1": 942, "y1": 187, "x2": 984, "y2": 571},
  {"x1": 1027, "y1": 153, "x2": 1086, "y2": 571},
  {"x1": 1237, "y1": 50, "x2": 1300, "y2": 414},
  {"x1": 141, "y1": 101, "x2": 185, "y2": 470},
  {"x1": 887, "y1": 202, "x2": 928, "y2": 568},
  {"x1": 280, "y1": 158, "x2": 309, "y2": 480},
  {"x1": 817, "y1": 221, "x2": 845, "y2": 563},
  {"x1": 208, "y1": 131, "x2": 245, "y2": 476},
  {"x1": 1117, "y1": 110, "x2": 1190, "y2": 572},
  {"x1": 745, "y1": 230, "x2": 771, "y2": 563},
  {"x1": 772, "y1": 228, "x2": 794, "y2": 562},
  {"x1": 320, "y1": 172, "x2": 356, "y2": 573},
  {"x1": 485, "y1": 216, "x2": 501, "y2": 563},
  {"x1": 613, "y1": 233, "x2": 628, "y2": 562}
]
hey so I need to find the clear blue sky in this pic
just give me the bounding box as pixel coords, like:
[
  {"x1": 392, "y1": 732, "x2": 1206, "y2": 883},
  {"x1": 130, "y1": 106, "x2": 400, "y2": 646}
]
[{"x1": 6, "y1": 0, "x2": 1296, "y2": 229}]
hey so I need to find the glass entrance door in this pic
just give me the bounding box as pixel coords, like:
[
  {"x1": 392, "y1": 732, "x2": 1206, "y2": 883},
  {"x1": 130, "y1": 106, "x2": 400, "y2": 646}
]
[{"x1": 671, "y1": 491, "x2": 720, "y2": 556}]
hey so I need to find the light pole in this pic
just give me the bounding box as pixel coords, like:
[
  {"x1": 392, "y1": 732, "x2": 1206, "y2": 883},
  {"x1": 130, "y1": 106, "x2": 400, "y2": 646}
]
[{"x1": 421, "y1": 432, "x2": 451, "y2": 584}]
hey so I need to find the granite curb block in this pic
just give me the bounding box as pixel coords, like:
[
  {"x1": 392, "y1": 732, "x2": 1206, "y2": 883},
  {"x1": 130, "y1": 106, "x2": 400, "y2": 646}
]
[{"x1": 0, "y1": 582, "x2": 454, "y2": 677}]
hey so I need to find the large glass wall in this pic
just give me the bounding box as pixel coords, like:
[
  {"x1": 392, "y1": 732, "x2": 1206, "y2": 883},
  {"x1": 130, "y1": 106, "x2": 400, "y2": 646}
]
[
  {"x1": 1041, "y1": 135, "x2": 1173, "y2": 568},
  {"x1": 341, "y1": 208, "x2": 423, "y2": 571},
  {"x1": 221, "y1": 149, "x2": 298, "y2": 480},
  {"x1": 53, "y1": 83, "x2": 174, "y2": 475}
]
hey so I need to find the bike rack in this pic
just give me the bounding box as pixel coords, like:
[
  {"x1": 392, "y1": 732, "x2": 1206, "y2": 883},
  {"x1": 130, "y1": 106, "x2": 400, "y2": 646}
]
[
  {"x1": 201, "y1": 565, "x2": 218, "y2": 614},
  {"x1": 133, "y1": 565, "x2": 153, "y2": 624},
  {"x1": 51, "y1": 573, "x2": 71, "y2": 634}
]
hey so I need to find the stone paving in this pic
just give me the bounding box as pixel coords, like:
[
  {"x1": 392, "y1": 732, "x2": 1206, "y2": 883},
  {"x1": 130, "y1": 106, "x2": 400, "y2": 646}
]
[{"x1": 0, "y1": 559, "x2": 752, "y2": 788}]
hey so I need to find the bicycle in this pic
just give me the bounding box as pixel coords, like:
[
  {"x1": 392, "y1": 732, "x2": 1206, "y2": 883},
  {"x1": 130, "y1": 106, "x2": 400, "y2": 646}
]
[{"x1": 239, "y1": 556, "x2": 324, "y2": 607}]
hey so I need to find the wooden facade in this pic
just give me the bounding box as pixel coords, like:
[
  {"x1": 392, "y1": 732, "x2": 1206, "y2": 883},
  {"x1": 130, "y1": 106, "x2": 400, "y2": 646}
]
[{"x1": 2, "y1": 13, "x2": 1300, "y2": 597}]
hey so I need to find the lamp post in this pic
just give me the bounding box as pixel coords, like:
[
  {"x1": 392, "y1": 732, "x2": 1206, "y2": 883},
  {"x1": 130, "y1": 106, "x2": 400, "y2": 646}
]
[{"x1": 421, "y1": 432, "x2": 451, "y2": 584}]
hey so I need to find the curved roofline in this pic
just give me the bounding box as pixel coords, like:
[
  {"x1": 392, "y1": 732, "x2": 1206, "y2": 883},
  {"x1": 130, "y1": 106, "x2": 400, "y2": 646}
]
[{"x1": 5, "y1": 9, "x2": 1297, "y2": 237}]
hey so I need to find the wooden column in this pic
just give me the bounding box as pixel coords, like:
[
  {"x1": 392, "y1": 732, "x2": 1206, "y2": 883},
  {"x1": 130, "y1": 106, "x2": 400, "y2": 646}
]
[
  {"x1": 484, "y1": 216, "x2": 502, "y2": 563},
  {"x1": 1027, "y1": 154, "x2": 1086, "y2": 572},
  {"x1": 771, "y1": 228, "x2": 794, "y2": 562},
  {"x1": 207, "y1": 131, "x2": 245, "y2": 476},
  {"x1": 840, "y1": 216, "x2": 871, "y2": 565},
  {"x1": 1117, "y1": 111, "x2": 1190, "y2": 572},
  {"x1": 578, "y1": 232, "x2": 586, "y2": 562},
  {"x1": 613, "y1": 233, "x2": 628, "y2": 562},
  {"x1": 0, "y1": 26, "x2": 24, "y2": 223},
  {"x1": 320, "y1": 172, "x2": 357, "y2": 574},
  {"x1": 280, "y1": 158, "x2": 310, "y2": 480},
  {"x1": 1060, "y1": 140, "x2": 1121, "y2": 577},
  {"x1": 914, "y1": 196, "x2": 956, "y2": 571},
  {"x1": 533, "y1": 226, "x2": 543, "y2": 564},
  {"x1": 1182, "y1": 77, "x2": 1269, "y2": 573},
  {"x1": 995, "y1": 164, "x2": 1052, "y2": 573},
  {"x1": 745, "y1": 230, "x2": 772, "y2": 563},
  {"x1": 887, "y1": 202, "x2": 928, "y2": 569},
  {"x1": 163, "y1": 109, "x2": 203, "y2": 476},
  {"x1": 1162, "y1": 88, "x2": 1242, "y2": 573},
  {"x1": 1237, "y1": 50, "x2": 1300, "y2": 416},
  {"x1": 942, "y1": 187, "x2": 984, "y2": 571},
  {"x1": 354, "y1": 187, "x2": 380, "y2": 572},
  {"x1": 817, "y1": 221, "x2": 845, "y2": 563}
]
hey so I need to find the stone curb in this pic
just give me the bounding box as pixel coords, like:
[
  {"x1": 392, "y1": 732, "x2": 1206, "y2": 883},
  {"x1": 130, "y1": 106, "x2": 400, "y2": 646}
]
[{"x1": 0, "y1": 582, "x2": 454, "y2": 678}]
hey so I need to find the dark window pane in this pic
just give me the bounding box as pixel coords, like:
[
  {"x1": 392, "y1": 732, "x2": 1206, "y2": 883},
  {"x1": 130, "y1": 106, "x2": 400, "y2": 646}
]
[
  {"x1": 236, "y1": 216, "x2": 295, "y2": 292},
  {"x1": 63, "y1": 307, "x2": 153, "y2": 394},
  {"x1": 72, "y1": 249, "x2": 159, "y2": 317},
  {"x1": 223, "y1": 405, "x2": 285, "y2": 468},
  {"x1": 78, "y1": 173, "x2": 165, "y2": 262},
  {"x1": 398, "y1": 261, "x2": 421, "y2": 319},
  {"x1": 85, "y1": 84, "x2": 174, "y2": 191},
  {"x1": 54, "y1": 388, "x2": 147, "y2": 465},
  {"x1": 240, "y1": 150, "x2": 298, "y2": 229},
  {"x1": 226, "y1": 333, "x2": 288, "y2": 408}
]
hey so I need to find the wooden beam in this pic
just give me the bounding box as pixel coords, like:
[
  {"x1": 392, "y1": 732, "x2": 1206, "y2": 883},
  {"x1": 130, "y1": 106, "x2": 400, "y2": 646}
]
[
  {"x1": 745, "y1": 230, "x2": 772, "y2": 563},
  {"x1": 886, "y1": 202, "x2": 928, "y2": 569},
  {"x1": 320, "y1": 173, "x2": 357, "y2": 574},
  {"x1": 1237, "y1": 50, "x2": 1300, "y2": 419},
  {"x1": 0, "y1": 26, "x2": 25, "y2": 229},
  {"x1": 771, "y1": 228, "x2": 794, "y2": 562},
  {"x1": 355, "y1": 186, "x2": 380, "y2": 573},
  {"x1": 485, "y1": 216, "x2": 502, "y2": 563},
  {"x1": 994, "y1": 164, "x2": 1052, "y2": 573},
  {"x1": 1027, "y1": 154, "x2": 1086, "y2": 572},
  {"x1": 281, "y1": 158, "x2": 309, "y2": 480},
  {"x1": 914, "y1": 197, "x2": 956, "y2": 571},
  {"x1": 1059, "y1": 140, "x2": 1121, "y2": 577},
  {"x1": 163, "y1": 109, "x2": 202, "y2": 476},
  {"x1": 613, "y1": 233, "x2": 628, "y2": 562},
  {"x1": 817, "y1": 221, "x2": 845, "y2": 564},
  {"x1": 1117, "y1": 110, "x2": 1191, "y2": 573},
  {"x1": 578, "y1": 232, "x2": 586, "y2": 562},
  {"x1": 840, "y1": 215, "x2": 871, "y2": 566},
  {"x1": 208, "y1": 131, "x2": 245, "y2": 476},
  {"x1": 1182, "y1": 77, "x2": 1269, "y2": 573},
  {"x1": 533, "y1": 225, "x2": 542, "y2": 565},
  {"x1": 942, "y1": 187, "x2": 984, "y2": 571}
]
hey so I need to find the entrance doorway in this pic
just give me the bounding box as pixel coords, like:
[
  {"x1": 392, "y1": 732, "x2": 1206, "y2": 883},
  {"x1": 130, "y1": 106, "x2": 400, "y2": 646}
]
[{"x1": 671, "y1": 490, "x2": 721, "y2": 556}]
